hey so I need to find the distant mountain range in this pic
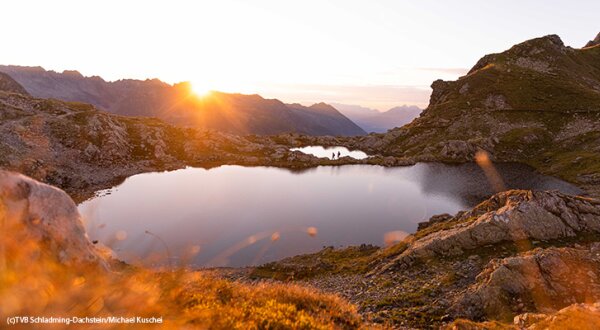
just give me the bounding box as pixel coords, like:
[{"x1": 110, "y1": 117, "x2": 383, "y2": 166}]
[
  {"x1": 0, "y1": 66, "x2": 366, "y2": 136},
  {"x1": 331, "y1": 103, "x2": 422, "y2": 133}
]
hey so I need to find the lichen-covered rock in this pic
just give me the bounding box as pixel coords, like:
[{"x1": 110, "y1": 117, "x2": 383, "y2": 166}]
[{"x1": 0, "y1": 170, "x2": 107, "y2": 269}]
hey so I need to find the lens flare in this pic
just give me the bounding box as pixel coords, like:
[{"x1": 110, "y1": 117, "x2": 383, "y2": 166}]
[
  {"x1": 384, "y1": 231, "x2": 408, "y2": 246},
  {"x1": 475, "y1": 150, "x2": 506, "y2": 193}
]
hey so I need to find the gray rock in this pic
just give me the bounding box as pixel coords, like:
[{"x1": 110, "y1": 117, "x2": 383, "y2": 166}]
[
  {"x1": 440, "y1": 140, "x2": 476, "y2": 160},
  {"x1": 0, "y1": 170, "x2": 108, "y2": 270}
]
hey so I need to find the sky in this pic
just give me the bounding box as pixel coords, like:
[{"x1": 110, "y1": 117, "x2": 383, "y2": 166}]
[{"x1": 1, "y1": 0, "x2": 599, "y2": 110}]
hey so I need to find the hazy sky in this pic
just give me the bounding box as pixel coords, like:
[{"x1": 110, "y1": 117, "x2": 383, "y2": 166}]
[{"x1": 2, "y1": 0, "x2": 599, "y2": 110}]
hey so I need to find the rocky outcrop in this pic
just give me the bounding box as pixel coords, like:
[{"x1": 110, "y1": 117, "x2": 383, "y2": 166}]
[
  {"x1": 585, "y1": 32, "x2": 600, "y2": 48},
  {"x1": 377, "y1": 190, "x2": 600, "y2": 272},
  {"x1": 429, "y1": 79, "x2": 452, "y2": 106},
  {"x1": 0, "y1": 170, "x2": 107, "y2": 269},
  {"x1": 0, "y1": 72, "x2": 29, "y2": 95}
]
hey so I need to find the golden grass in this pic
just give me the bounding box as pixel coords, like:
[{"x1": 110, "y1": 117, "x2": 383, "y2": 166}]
[{"x1": 0, "y1": 220, "x2": 364, "y2": 329}]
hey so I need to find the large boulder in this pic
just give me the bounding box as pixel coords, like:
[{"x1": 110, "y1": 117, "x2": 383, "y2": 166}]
[{"x1": 0, "y1": 170, "x2": 107, "y2": 270}]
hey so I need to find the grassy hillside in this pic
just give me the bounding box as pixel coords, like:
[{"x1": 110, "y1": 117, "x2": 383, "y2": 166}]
[{"x1": 347, "y1": 35, "x2": 600, "y2": 197}]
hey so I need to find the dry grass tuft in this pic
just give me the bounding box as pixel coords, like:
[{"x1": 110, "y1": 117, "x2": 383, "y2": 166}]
[{"x1": 0, "y1": 222, "x2": 364, "y2": 329}]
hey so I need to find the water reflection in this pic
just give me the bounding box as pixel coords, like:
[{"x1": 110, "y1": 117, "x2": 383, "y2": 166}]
[
  {"x1": 79, "y1": 164, "x2": 582, "y2": 267},
  {"x1": 416, "y1": 162, "x2": 582, "y2": 206}
]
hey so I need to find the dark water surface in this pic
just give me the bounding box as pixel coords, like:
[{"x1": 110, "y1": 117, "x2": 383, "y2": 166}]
[{"x1": 79, "y1": 163, "x2": 582, "y2": 267}]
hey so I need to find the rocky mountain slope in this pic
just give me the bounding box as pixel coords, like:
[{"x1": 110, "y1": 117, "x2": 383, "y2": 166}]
[
  {"x1": 339, "y1": 33, "x2": 600, "y2": 197},
  {"x1": 0, "y1": 65, "x2": 366, "y2": 136},
  {"x1": 332, "y1": 103, "x2": 422, "y2": 133}
]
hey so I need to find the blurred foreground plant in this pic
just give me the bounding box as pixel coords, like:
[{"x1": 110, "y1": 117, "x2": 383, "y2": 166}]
[{"x1": 0, "y1": 171, "x2": 364, "y2": 329}]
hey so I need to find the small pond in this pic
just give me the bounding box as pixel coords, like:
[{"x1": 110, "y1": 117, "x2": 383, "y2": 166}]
[{"x1": 290, "y1": 146, "x2": 368, "y2": 160}]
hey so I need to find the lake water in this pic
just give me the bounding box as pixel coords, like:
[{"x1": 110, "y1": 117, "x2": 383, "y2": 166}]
[
  {"x1": 79, "y1": 163, "x2": 582, "y2": 268},
  {"x1": 290, "y1": 146, "x2": 368, "y2": 160}
]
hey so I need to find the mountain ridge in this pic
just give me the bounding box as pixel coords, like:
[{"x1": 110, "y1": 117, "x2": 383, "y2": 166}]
[
  {"x1": 0, "y1": 65, "x2": 366, "y2": 136},
  {"x1": 332, "y1": 103, "x2": 422, "y2": 133}
]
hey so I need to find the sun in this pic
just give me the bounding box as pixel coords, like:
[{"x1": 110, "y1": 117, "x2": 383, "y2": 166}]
[{"x1": 190, "y1": 81, "x2": 212, "y2": 97}]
